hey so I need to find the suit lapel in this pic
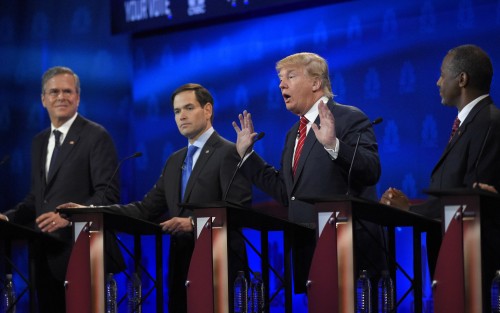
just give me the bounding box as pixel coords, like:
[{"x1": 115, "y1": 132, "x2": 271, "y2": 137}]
[
  {"x1": 182, "y1": 132, "x2": 219, "y2": 203},
  {"x1": 293, "y1": 117, "x2": 318, "y2": 183},
  {"x1": 46, "y1": 116, "x2": 83, "y2": 184},
  {"x1": 432, "y1": 98, "x2": 491, "y2": 175}
]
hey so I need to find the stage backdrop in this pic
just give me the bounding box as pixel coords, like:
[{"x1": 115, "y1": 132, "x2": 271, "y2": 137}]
[{"x1": 1, "y1": 0, "x2": 500, "y2": 312}]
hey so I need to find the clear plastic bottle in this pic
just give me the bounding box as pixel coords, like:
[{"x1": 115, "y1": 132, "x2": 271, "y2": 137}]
[
  {"x1": 127, "y1": 273, "x2": 142, "y2": 313},
  {"x1": 356, "y1": 270, "x2": 372, "y2": 313},
  {"x1": 1, "y1": 274, "x2": 16, "y2": 313},
  {"x1": 234, "y1": 271, "x2": 248, "y2": 313},
  {"x1": 249, "y1": 272, "x2": 264, "y2": 313},
  {"x1": 105, "y1": 273, "x2": 117, "y2": 313},
  {"x1": 492, "y1": 270, "x2": 500, "y2": 313},
  {"x1": 377, "y1": 270, "x2": 394, "y2": 313}
]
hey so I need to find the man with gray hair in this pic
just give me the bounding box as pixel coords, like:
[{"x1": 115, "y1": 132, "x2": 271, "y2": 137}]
[{"x1": 1, "y1": 66, "x2": 122, "y2": 312}]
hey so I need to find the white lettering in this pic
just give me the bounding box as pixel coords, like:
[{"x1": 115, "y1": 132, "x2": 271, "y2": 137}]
[
  {"x1": 124, "y1": 0, "x2": 148, "y2": 22},
  {"x1": 188, "y1": 0, "x2": 206, "y2": 16}
]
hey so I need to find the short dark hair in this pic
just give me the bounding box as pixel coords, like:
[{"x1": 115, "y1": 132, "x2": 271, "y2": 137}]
[
  {"x1": 171, "y1": 83, "x2": 214, "y2": 123},
  {"x1": 41, "y1": 66, "x2": 81, "y2": 95},
  {"x1": 448, "y1": 44, "x2": 493, "y2": 93}
]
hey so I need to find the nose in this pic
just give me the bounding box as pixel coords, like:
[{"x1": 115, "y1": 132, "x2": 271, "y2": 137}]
[
  {"x1": 436, "y1": 77, "x2": 442, "y2": 87},
  {"x1": 279, "y1": 80, "x2": 286, "y2": 89}
]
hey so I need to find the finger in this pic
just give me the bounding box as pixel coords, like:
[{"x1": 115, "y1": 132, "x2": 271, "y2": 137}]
[
  {"x1": 232, "y1": 121, "x2": 241, "y2": 133},
  {"x1": 238, "y1": 113, "x2": 245, "y2": 129},
  {"x1": 35, "y1": 213, "x2": 51, "y2": 224},
  {"x1": 246, "y1": 113, "x2": 255, "y2": 133}
]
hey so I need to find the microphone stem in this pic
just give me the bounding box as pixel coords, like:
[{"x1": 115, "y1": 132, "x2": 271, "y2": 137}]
[{"x1": 346, "y1": 132, "x2": 362, "y2": 196}]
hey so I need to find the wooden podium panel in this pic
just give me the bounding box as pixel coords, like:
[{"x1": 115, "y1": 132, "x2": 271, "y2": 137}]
[
  {"x1": 428, "y1": 189, "x2": 500, "y2": 313},
  {"x1": 59, "y1": 207, "x2": 164, "y2": 313},
  {"x1": 306, "y1": 196, "x2": 439, "y2": 313},
  {"x1": 186, "y1": 218, "x2": 215, "y2": 313},
  {"x1": 306, "y1": 211, "x2": 339, "y2": 313},
  {"x1": 185, "y1": 202, "x2": 313, "y2": 313}
]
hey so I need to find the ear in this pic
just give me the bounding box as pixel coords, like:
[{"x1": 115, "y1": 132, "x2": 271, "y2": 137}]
[
  {"x1": 458, "y1": 72, "x2": 469, "y2": 88},
  {"x1": 312, "y1": 77, "x2": 322, "y2": 92},
  {"x1": 204, "y1": 102, "x2": 213, "y2": 120},
  {"x1": 41, "y1": 94, "x2": 47, "y2": 108}
]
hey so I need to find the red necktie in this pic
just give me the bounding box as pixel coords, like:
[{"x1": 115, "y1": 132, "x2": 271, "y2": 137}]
[
  {"x1": 293, "y1": 116, "x2": 309, "y2": 176},
  {"x1": 449, "y1": 116, "x2": 460, "y2": 143}
]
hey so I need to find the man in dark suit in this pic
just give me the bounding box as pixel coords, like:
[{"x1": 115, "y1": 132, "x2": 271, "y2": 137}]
[
  {"x1": 0, "y1": 66, "x2": 121, "y2": 312},
  {"x1": 62, "y1": 83, "x2": 252, "y2": 313},
  {"x1": 381, "y1": 44, "x2": 500, "y2": 309},
  {"x1": 232, "y1": 52, "x2": 386, "y2": 293}
]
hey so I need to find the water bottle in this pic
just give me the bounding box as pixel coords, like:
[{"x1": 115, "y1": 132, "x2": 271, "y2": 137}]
[
  {"x1": 105, "y1": 273, "x2": 117, "y2": 313},
  {"x1": 356, "y1": 270, "x2": 372, "y2": 313},
  {"x1": 492, "y1": 270, "x2": 500, "y2": 312},
  {"x1": 127, "y1": 273, "x2": 142, "y2": 313},
  {"x1": 1, "y1": 274, "x2": 16, "y2": 313},
  {"x1": 249, "y1": 272, "x2": 264, "y2": 313},
  {"x1": 234, "y1": 271, "x2": 248, "y2": 313},
  {"x1": 377, "y1": 270, "x2": 394, "y2": 313}
]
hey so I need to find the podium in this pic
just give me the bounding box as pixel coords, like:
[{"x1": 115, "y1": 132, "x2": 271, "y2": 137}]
[
  {"x1": 427, "y1": 189, "x2": 500, "y2": 313},
  {"x1": 305, "y1": 196, "x2": 440, "y2": 313},
  {"x1": 1, "y1": 219, "x2": 64, "y2": 312},
  {"x1": 58, "y1": 207, "x2": 164, "y2": 313},
  {"x1": 184, "y1": 201, "x2": 314, "y2": 313}
]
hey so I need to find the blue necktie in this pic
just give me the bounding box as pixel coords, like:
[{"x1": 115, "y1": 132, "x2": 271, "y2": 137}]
[
  {"x1": 181, "y1": 145, "x2": 198, "y2": 199},
  {"x1": 48, "y1": 130, "x2": 62, "y2": 179}
]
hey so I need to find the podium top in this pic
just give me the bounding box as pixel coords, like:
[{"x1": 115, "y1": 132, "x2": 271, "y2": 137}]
[
  {"x1": 181, "y1": 201, "x2": 315, "y2": 233},
  {"x1": 57, "y1": 207, "x2": 163, "y2": 235},
  {"x1": 300, "y1": 195, "x2": 440, "y2": 229},
  {"x1": 425, "y1": 187, "x2": 500, "y2": 199},
  {"x1": 0, "y1": 219, "x2": 64, "y2": 244}
]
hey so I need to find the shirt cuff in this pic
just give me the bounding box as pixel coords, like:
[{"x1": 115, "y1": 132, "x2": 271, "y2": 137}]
[{"x1": 324, "y1": 138, "x2": 340, "y2": 160}]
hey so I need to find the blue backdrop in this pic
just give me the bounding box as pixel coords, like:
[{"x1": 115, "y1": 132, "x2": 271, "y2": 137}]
[{"x1": 1, "y1": 0, "x2": 500, "y2": 312}]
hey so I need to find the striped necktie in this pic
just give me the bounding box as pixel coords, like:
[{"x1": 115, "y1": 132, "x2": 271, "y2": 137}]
[{"x1": 293, "y1": 116, "x2": 308, "y2": 176}]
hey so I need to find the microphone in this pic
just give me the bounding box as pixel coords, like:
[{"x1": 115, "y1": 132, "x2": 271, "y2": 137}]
[
  {"x1": 473, "y1": 124, "x2": 491, "y2": 188},
  {"x1": 346, "y1": 118, "x2": 383, "y2": 196},
  {"x1": 223, "y1": 132, "x2": 265, "y2": 201},
  {"x1": 100, "y1": 152, "x2": 142, "y2": 205},
  {"x1": 0, "y1": 155, "x2": 9, "y2": 167}
]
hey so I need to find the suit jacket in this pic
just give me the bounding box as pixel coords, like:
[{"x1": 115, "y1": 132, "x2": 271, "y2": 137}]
[
  {"x1": 242, "y1": 99, "x2": 380, "y2": 224},
  {"x1": 412, "y1": 96, "x2": 500, "y2": 218},
  {"x1": 114, "y1": 131, "x2": 252, "y2": 313},
  {"x1": 241, "y1": 99, "x2": 384, "y2": 291},
  {"x1": 5, "y1": 114, "x2": 120, "y2": 280},
  {"x1": 411, "y1": 96, "x2": 500, "y2": 297}
]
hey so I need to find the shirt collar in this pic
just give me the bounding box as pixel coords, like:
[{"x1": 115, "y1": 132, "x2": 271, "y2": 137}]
[
  {"x1": 51, "y1": 113, "x2": 78, "y2": 142},
  {"x1": 457, "y1": 94, "x2": 488, "y2": 125},
  {"x1": 189, "y1": 127, "x2": 214, "y2": 149},
  {"x1": 303, "y1": 96, "x2": 329, "y2": 124}
]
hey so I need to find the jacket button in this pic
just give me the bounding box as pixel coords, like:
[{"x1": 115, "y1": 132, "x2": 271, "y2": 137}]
[{"x1": 291, "y1": 196, "x2": 295, "y2": 201}]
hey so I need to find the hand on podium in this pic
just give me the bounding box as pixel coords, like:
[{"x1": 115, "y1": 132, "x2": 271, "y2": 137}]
[
  {"x1": 473, "y1": 182, "x2": 498, "y2": 193},
  {"x1": 57, "y1": 202, "x2": 86, "y2": 209},
  {"x1": 380, "y1": 187, "x2": 410, "y2": 210},
  {"x1": 160, "y1": 216, "x2": 194, "y2": 234},
  {"x1": 36, "y1": 211, "x2": 71, "y2": 232}
]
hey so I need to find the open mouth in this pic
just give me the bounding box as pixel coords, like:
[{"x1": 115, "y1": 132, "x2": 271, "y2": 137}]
[{"x1": 283, "y1": 93, "x2": 291, "y2": 102}]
